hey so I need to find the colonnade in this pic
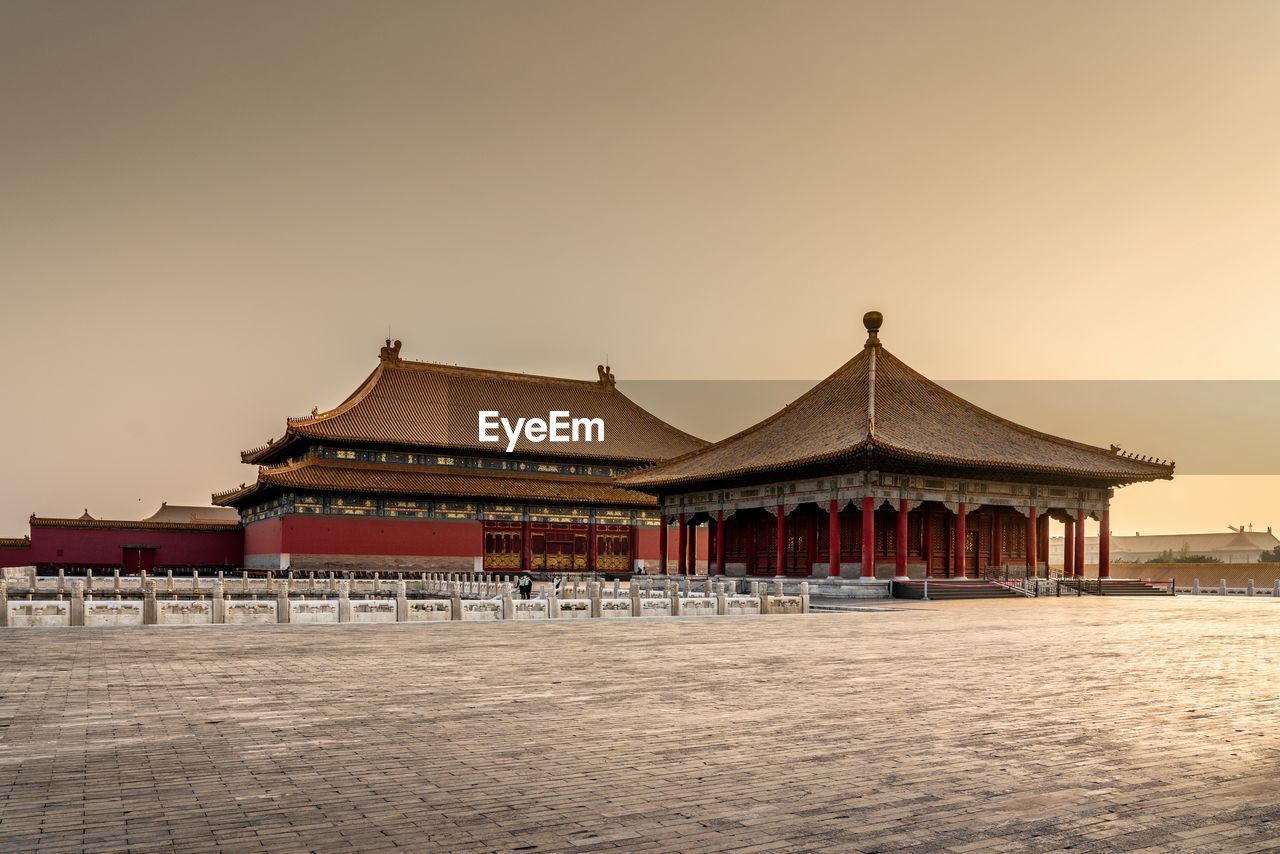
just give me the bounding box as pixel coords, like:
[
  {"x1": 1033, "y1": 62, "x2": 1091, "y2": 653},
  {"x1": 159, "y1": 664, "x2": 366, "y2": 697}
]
[{"x1": 655, "y1": 499, "x2": 1113, "y2": 580}]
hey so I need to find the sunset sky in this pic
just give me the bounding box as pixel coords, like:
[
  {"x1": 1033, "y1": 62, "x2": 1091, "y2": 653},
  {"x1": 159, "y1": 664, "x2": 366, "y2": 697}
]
[{"x1": 2, "y1": 0, "x2": 1279, "y2": 538}]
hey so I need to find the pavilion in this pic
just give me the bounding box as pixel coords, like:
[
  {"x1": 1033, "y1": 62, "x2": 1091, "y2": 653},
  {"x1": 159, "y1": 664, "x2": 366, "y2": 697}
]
[{"x1": 617, "y1": 312, "x2": 1174, "y2": 584}]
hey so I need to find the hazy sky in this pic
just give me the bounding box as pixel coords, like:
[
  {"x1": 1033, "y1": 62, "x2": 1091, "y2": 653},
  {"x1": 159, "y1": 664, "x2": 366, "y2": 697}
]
[{"x1": 2, "y1": 0, "x2": 1279, "y2": 537}]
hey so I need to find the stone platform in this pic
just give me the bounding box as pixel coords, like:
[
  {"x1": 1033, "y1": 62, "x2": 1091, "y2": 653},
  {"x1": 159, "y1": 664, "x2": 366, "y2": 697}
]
[{"x1": 2, "y1": 597, "x2": 1279, "y2": 851}]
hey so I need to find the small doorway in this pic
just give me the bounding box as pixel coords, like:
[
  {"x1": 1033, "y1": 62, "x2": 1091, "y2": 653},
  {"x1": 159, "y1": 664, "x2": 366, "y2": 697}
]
[
  {"x1": 542, "y1": 533, "x2": 586, "y2": 572},
  {"x1": 122, "y1": 545, "x2": 157, "y2": 575}
]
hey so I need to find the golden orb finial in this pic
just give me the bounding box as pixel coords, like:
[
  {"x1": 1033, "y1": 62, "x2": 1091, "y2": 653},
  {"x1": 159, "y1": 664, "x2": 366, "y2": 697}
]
[{"x1": 863, "y1": 310, "x2": 883, "y2": 347}]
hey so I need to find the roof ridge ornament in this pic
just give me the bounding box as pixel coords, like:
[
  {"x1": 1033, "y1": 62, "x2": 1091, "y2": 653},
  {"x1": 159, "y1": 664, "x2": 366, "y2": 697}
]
[
  {"x1": 597, "y1": 363, "x2": 616, "y2": 389},
  {"x1": 379, "y1": 338, "x2": 403, "y2": 363},
  {"x1": 864, "y1": 310, "x2": 881, "y2": 438},
  {"x1": 863, "y1": 310, "x2": 883, "y2": 349}
]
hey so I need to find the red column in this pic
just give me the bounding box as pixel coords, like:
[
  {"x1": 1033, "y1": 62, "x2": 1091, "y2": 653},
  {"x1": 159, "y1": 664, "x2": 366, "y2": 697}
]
[
  {"x1": 775, "y1": 504, "x2": 787, "y2": 578},
  {"x1": 861, "y1": 496, "x2": 875, "y2": 578},
  {"x1": 658, "y1": 516, "x2": 669, "y2": 575},
  {"x1": 828, "y1": 499, "x2": 842, "y2": 578},
  {"x1": 687, "y1": 521, "x2": 698, "y2": 575},
  {"x1": 677, "y1": 513, "x2": 688, "y2": 575},
  {"x1": 1099, "y1": 505, "x2": 1111, "y2": 579},
  {"x1": 923, "y1": 510, "x2": 934, "y2": 576},
  {"x1": 805, "y1": 511, "x2": 817, "y2": 576},
  {"x1": 708, "y1": 522, "x2": 715, "y2": 571},
  {"x1": 991, "y1": 511, "x2": 1003, "y2": 571},
  {"x1": 521, "y1": 518, "x2": 532, "y2": 573},
  {"x1": 715, "y1": 510, "x2": 726, "y2": 575},
  {"x1": 1039, "y1": 513, "x2": 1050, "y2": 566},
  {"x1": 1074, "y1": 510, "x2": 1086, "y2": 578},
  {"x1": 954, "y1": 502, "x2": 967, "y2": 579},
  {"x1": 587, "y1": 520, "x2": 597, "y2": 572},
  {"x1": 895, "y1": 499, "x2": 909, "y2": 578},
  {"x1": 1064, "y1": 518, "x2": 1075, "y2": 577},
  {"x1": 628, "y1": 523, "x2": 637, "y2": 573},
  {"x1": 1026, "y1": 506, "x2": 1037, "y2": 576}
]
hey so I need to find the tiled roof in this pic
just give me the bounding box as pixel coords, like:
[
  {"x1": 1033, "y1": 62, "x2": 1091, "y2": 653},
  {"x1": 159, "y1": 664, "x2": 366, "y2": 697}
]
[
  {"x1": 0, "y1": 536, "x2": 30, "y2": 549},
  {"x1": 618, "y1": 316, "x2": 1175, "y2": 490},
  {"x1": 243, "y1": 346, "x2": 705, "y2": 464},
  {"x1": 214, "y1": 457, "x2": 656, "y2": 508},
  {"x1": 30, "y1": 516, "x2": 241, "y2": 532},
  {"x1": 142, "y1": 503, "x2": 240, "y2": 524}
]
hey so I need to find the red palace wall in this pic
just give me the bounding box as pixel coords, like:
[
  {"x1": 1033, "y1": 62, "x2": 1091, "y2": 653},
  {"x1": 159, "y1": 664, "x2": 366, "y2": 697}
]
[
  {"x1": 0, "y1": 545, "x2": 33, "y2": 568},
  {"x1": 636, "y1": 526, "x2": 660, "y2": 561},
  {"x1": 281, "y1": 514, "x2": 482, "y2": 556},
  {"x1": 242, "y1": 515, "x2": 706, "y2": 572},
  {"x1": 244, "y1": 516, "x2": 283, "y2": 557},
  {"x1": 636, "y1": 526, "x2": 710, "y2": 562},
  {"x1": 2, "y1": 518, "x2": 710, "y2": 573},
  {"x1": 6, "y1": 525, "x2": 244, "y2": 570},
  {"x1": 244, "y1": 514, "x2": 483, "y2": 571}
]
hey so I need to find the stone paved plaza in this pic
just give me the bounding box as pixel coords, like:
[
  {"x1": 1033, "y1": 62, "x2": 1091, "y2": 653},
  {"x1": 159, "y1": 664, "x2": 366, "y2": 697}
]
[{"x1": 2, "y1": 598, "x2": 1280, "y2": 852}]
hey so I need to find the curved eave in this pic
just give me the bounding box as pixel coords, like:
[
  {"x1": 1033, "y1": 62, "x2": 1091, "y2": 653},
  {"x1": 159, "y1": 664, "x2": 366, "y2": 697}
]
[
  {"x1": 868, "y1": 441, "x2": 1176, "y2": 485},
  {"x1": 212, "y1": 484, "x2": 259, "y2": 506},
  {"x1": 285, "y1": 421, "x2": 704, "y2": 465},
  {"x1": 243, "y1": 423, "x2": 698, "y2": 468},
  {"x1": 216, "y1": 464, "x2": 658, "y2": 509},
  {"x1": 241, "y1": 430, "x2": 304, "y2": 464},
  {"x1": 617, "y1": 439, "x2": 1175, "y2": 493}
]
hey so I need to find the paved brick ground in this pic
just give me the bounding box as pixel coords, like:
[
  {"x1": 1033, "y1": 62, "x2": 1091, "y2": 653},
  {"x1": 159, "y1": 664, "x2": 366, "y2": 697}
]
[{"x1": 2, "y1": 597, "x2": 1280, "y2": 852}]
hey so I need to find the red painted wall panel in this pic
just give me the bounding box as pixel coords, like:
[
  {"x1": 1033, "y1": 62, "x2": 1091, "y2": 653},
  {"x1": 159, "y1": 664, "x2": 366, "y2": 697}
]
[
  {"x1": 635, "y1": 526, "x2": 660, "y2": 559},
  {"x1": 244, "y1": 517, "x2": 283, "y2": 556},
  {"x1": 0, "y1": 546, "x2": 34, "y2": 568},
  {"x1": 20, "y1": 525, "x2": 243, "y2": 568},
  {"x1": 634, "y1": 524, "x2": 709, "y2": 562},
  {"x1": 279, "y1": 514, "x2": 483, "y2": 557}
]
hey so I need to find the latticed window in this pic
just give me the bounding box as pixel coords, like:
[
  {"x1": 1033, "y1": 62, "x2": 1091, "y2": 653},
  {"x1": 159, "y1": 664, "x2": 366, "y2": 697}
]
[
  {"x1": 876, "y1": 525, "x2": 895, "y2": 557},
  {"x1": 1004, "y1": 522, "x2": 1026, "y2": 557},
  {"x1": 931, "y1": 515, "x2": 948, "y2": 559}
]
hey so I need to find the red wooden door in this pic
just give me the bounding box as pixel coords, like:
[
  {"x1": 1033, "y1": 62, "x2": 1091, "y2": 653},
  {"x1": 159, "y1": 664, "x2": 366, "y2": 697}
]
[
  {"x1": 122, "y1": 547, "x2": 156, "y2": 575},
  {"x1": 971, "y1": 515, "x2": 990, "y2": 575}
]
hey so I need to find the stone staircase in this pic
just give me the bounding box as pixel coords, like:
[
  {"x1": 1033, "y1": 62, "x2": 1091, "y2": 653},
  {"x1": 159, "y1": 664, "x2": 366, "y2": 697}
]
[
  {"x1": 892, "y1": 580, "x2": 1028, "y2": 601},
  {"x1": 1059, "y1": 578, "x2": 1174, "y2": 596}
]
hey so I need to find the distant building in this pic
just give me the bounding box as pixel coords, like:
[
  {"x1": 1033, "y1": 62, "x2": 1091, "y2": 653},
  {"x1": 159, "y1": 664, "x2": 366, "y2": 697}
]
[
  {"x1": 1050, "y1": 527, "x2": 1279, "y2": 565},
  {"x1": 0, "y1": 503, "x2": 243, "y2": 572}
]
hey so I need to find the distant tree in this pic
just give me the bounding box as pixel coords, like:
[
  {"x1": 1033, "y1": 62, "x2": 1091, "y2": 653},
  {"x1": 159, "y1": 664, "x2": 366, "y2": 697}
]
[
  {"x1": 1147, "y1": 545, "x2": 1220, "y2": 564},
  {"x1": 1258, "y1": 546, "x2": 1280, "y2": 563}
]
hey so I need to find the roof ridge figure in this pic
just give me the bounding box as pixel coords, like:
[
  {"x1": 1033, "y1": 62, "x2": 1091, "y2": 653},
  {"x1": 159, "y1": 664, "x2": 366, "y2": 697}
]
[{"x1": 379, "y1": 338, "x2": 403, "y2": 363}]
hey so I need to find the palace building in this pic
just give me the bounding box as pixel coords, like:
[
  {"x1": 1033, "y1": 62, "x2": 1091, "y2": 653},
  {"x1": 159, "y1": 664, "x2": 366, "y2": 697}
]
[
  {"x1": 2, "y1": 316, "x2": 1175, "y2": 579},
  {"x1": 212, "y1": 340, "x2": 706, "y2": 573},
  {"x1": 617, "y1": 312, "x2": 1174, "y2": 583}
]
